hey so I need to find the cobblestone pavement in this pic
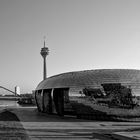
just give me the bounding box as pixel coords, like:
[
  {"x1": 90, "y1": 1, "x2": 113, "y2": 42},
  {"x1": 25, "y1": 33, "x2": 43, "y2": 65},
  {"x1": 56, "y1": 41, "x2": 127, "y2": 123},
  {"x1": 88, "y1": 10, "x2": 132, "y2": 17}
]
[{"x1": 0, "y1": 107, "x2": 140, "y2": 140}]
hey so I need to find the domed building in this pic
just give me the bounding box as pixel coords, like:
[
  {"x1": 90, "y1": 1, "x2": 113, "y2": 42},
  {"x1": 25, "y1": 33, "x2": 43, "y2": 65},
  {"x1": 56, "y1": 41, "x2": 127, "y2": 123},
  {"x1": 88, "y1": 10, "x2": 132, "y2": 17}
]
[{"x1": 35, "y1": 69, "x2": 140, "y2": 116}]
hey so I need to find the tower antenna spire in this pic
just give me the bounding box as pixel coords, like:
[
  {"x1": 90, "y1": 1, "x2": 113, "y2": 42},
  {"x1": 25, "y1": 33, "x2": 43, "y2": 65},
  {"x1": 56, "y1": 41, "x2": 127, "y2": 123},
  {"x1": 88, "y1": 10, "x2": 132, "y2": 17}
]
[{"x1": 43, "y1": 36, "x2": 46, "y2": 48}]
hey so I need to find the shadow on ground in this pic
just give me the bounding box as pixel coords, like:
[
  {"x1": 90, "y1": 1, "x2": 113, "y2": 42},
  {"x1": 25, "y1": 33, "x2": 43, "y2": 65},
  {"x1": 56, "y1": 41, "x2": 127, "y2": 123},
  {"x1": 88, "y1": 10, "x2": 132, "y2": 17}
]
[
  {"x1": 11, "y1": 107, "x2": 91, "y2": 122},
  {"x1": 0, "y1": 109, "x2": 30, "y2": 140}
]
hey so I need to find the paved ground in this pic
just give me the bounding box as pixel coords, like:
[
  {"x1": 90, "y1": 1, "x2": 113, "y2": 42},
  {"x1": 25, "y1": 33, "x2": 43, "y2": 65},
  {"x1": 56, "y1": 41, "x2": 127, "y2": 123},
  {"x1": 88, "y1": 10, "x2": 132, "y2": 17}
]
[{"x1": 0, "y1": 106, "x2": 140, "y2": 139}]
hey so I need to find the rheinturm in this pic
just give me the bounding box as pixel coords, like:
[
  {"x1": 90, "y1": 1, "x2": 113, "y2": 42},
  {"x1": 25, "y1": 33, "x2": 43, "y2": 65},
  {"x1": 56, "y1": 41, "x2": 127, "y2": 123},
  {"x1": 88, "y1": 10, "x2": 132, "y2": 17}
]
[{"x1": 40, "y1": 39, "x2": 49, "y2": 80}]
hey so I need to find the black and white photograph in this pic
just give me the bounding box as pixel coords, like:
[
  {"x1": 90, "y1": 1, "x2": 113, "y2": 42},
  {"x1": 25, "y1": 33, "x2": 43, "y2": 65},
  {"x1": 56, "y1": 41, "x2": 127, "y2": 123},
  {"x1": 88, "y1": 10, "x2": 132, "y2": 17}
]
[{"x1": 0, "y1": 0, "x2": 140, "y2": 139}]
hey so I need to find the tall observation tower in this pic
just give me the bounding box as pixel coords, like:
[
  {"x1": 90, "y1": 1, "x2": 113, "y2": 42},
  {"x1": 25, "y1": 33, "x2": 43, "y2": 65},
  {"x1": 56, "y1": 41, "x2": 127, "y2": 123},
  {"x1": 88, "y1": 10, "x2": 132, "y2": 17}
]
[{"x1": 40, "y1": 38, "x2": 49, "y2": 80}]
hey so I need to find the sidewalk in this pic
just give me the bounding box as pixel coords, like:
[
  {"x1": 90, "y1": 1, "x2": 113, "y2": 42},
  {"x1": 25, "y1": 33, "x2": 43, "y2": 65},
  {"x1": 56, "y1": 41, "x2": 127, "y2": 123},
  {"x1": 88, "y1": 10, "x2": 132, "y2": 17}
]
[{"x1": 0, "y1": 106, "x2": 140, "y2": 140}]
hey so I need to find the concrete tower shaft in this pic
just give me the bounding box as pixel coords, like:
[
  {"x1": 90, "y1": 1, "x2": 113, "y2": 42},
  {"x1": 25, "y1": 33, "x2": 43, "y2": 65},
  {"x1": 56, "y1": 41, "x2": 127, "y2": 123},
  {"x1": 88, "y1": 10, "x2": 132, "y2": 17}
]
[{"x1": 40, "y1": 40, "x2": 49, "y2": 80}]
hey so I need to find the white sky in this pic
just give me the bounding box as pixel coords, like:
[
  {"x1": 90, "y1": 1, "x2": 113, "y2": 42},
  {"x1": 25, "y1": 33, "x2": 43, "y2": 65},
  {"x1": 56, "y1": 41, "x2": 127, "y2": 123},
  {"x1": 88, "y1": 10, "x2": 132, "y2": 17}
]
[{"x1": 0, "y1": 0, "x2": 140, "y2": 93}]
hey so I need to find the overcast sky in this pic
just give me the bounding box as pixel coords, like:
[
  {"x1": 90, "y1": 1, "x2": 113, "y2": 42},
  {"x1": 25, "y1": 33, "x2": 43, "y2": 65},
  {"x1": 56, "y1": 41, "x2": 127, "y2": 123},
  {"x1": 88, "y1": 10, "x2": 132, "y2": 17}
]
[{"x1": 0, "y1": 0, "x2": 140, "y2": 93}]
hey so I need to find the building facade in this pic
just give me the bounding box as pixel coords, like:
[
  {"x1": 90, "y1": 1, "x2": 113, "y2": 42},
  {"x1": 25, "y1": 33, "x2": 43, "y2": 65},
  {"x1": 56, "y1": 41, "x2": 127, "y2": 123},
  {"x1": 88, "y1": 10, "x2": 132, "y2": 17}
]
[{"x1": 35, "y1": 69, "x2": 140, "y2": 116}]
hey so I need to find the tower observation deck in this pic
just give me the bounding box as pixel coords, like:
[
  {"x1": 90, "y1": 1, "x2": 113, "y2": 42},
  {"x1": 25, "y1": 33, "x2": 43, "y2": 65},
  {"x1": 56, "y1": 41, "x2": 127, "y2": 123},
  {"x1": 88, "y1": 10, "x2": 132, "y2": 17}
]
[{"x1": 40, "y1": 39, "x2": 49, "y2": 80}]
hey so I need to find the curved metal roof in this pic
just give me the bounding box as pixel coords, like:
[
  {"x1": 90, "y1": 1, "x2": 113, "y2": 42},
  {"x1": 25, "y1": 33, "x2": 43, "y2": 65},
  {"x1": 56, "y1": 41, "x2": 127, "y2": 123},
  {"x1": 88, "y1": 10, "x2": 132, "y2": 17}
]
[{"x1": 36, "y1": 69, "x2": 140, "y2": 90}]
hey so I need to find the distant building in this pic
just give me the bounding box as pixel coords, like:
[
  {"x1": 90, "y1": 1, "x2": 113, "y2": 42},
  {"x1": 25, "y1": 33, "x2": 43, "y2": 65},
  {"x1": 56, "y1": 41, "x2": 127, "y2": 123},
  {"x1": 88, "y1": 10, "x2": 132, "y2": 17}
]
[{"x1": 15, "y1": 86, "x2": 20, "y2": 95}]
